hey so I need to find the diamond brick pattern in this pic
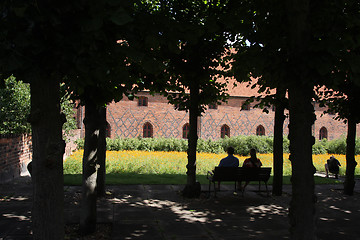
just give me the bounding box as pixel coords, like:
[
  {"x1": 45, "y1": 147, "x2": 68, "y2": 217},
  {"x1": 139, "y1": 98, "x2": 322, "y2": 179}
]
[{"x1": 103, "y1": 94, "x2": 351, "y2": 140}]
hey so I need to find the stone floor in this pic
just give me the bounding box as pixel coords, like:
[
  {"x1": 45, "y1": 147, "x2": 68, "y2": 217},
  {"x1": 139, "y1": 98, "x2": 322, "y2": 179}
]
[{"x1": 1, "y1": 176, "x2": 360, "y2": 239}]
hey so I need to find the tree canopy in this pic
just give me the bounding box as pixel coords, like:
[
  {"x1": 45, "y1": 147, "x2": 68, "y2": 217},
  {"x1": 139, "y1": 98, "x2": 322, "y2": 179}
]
[{"x1": 0, "y1": 76, "x2": 30, "y2": 135}]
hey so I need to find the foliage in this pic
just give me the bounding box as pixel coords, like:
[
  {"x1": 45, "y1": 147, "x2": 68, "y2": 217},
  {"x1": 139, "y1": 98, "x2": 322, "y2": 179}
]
[
  {"x1": 152, "y1": 0, "x2": 231, "y2": 114},
  {"x1": 221, "y1": 135, "x2": 272, "y2": 155},
  {"x1": 0, "y1": 76, "x2": 31, "y2": 135},
  {"x1": 60, "y1": 83, "x2": 77, "y2": 140},
  {"x1": 312, "y1": 139, "x2": 327, "y2": 155},
  {"x1": 0, "y1": 77, "x2": 77, "y2": 137},
  {"x1": 75, "y1": 135, "x2": 360, "y2": 155},
  {"x1": 64, "y1": 150, "x2": 360, "y2": 177},
  {"x1": 325, "y1": 137, "x2": 347, "y2": 155}
]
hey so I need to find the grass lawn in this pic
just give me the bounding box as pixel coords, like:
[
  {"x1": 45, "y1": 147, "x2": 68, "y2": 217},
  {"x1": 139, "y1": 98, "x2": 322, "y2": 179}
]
[{"x1": 64, "y1": 150, "x2": 356, "y2": 185}]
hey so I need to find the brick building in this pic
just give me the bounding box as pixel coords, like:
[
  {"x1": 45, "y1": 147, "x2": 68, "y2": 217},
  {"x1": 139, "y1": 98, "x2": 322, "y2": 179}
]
[{"x1": 77, "y1": 81, "x2": 357, "y2": 141}]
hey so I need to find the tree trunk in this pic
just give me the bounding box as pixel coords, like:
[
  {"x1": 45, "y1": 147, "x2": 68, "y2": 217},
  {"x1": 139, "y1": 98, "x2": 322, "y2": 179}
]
[
  {"x1": 288, "y1": 85, "x2": 317, "y2": 240},
  {"x1": 80, "y1": 94, "x2": 106, "y2": 235},
  {"x1": 272, "y1": 88, "x2": 286, "y2": 196},
  {"x1": 30, "y1": 75, "x2": 65, "y2": 240},
  {"x1": 344, "y1": 117, "x2": 357, "y2": 195},
  {"x1": 182, "y1": 80, "x2": 201, "y2": 198},
  {"x1": 286, "y1": 1, "x2": 316, "y2": 238},
  {"x1": 96, "y1": 107, "x2": 107, "y2": 198}
]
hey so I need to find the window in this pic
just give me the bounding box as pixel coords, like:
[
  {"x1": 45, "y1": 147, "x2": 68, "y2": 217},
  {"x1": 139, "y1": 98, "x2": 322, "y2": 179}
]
[
  {"x1": 319, "y1": 127, "x2": 328, "y2": 140},
  {"x1": 256, "y1": 125, "x2": 265, "y2": 136},
  {"x1": 138, "y1": 96, "x2": 148, "y2": 106},
  {"x1": 143, "y1": 122, "x2": 153, "y2": 138},
  {"x1": 183, "y1": 123, "x2": 190, "y2": 139},
  {"x1": 221, "y1": 124, "x2": 230, "y2": 138},
  {"x1": 209, "y1": 104, "x2": 217, "y2": 110}
]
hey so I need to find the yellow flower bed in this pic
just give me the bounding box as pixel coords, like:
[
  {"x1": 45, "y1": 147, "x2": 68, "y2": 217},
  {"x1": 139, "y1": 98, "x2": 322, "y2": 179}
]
[{"x1": 64, "y1": 150, "x2": 359, "y2": 176}]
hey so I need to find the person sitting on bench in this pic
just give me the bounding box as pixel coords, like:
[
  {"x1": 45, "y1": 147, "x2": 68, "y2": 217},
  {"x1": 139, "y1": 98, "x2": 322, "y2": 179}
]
[
  {"x1": 218, "y1": 146, "x2": 239, "y2": 167},
  {"x1": 239, "y1": 148, "x2": 262, "y2": 191},
  {"x1": 216, "y1": 146, "x2": 239, "y2": 189}
]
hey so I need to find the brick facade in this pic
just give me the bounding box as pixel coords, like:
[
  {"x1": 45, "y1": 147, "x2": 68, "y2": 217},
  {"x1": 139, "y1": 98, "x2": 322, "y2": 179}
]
[
  {"x1": 88, "y1": 91, "x2": 357, "y2": 141},
  {"x1": 0, "y1": 134, "x2": 32, "y2": 183}
]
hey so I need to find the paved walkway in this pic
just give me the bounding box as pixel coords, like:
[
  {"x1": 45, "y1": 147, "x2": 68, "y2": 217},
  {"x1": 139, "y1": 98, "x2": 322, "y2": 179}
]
[{"x1": 1, "y1": 176, "x2": 360, "y2": 240}]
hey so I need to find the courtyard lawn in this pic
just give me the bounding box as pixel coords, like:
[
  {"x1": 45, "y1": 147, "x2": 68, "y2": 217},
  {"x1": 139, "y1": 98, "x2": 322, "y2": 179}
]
[{"x1": 64, "y1": 150, "x2": 358, "y2": 185}]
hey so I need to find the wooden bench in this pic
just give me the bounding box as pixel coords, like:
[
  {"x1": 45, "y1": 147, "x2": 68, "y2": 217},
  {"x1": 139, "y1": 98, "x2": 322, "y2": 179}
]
[{"x1": 207, "y1": 167, "x2": 272, "y2": 197}]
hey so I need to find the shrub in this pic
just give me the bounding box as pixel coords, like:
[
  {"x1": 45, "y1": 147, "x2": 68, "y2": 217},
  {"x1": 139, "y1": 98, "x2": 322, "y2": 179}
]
[
  {"x1": 197, "y1": 138, "x2": 224, "y2": 153},
  {"x1": 312, "y1": 139, "x2": 327, "y2": 155},
  {"x1": 221, "y1": 135, "x2": 273, "y2": 156},
  {"x1": 326, "y1": 137, "x2": 347, "y2": 155},
  {"x1": 75, "y1": 138, "x2": 84, "y2": 150},
  {"x1": 282, "y1": 137, "x2": 290, "y2": 153},
  {"x1": 74, "y1": 135, "x2": 360, "y2": 155}
]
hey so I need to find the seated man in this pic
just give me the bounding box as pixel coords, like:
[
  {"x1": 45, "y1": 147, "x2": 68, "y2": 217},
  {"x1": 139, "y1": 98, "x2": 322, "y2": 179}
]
[
  {"x1": 325, "y1": 156, "x2": 341, "y2": 179},
  {"x1": 218, "y1": 146, "x2": 239, "y2": 167},
  {"x1": 215, "y1": 146, "x2": 239, "y2": 189}
]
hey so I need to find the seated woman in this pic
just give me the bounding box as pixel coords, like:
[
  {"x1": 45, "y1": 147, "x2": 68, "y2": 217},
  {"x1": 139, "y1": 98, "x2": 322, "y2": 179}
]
[{"x1": 239, "y1": 148, "x2": 262, "y2": 191}]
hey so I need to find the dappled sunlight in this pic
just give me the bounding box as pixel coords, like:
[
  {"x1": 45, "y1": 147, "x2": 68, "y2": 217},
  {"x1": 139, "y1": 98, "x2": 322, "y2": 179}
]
[
  {"x1": 141, "y1": 199, "x2": 211, "y2": 223},
  {"x1": 3, "y1": 213, "x2": 30, "y2": 221},
  {"x1": 127, "y1": 226, "x2": 149, "y2": 238},
  {"x1": 107, "y1": 193, "x2": 213, "y2": 224},
  {"x1": 0, "y1": 196, "x2": 30, "y2": 202},
  {"x1": 246, "y1": 204, "x2": 288, "y2": 218},
  {"x1": 109, "y1": 194, "x2": 133, "y2": 204},
  {"x1": 328, "y1": 205, "x2": 352, "y2": 214},
  {"x1": 319, "y1": 217, "x2": 336, "y2": 222},
  {"x1": 318, "y1": 190, "x2": 359, "y2": 217}
]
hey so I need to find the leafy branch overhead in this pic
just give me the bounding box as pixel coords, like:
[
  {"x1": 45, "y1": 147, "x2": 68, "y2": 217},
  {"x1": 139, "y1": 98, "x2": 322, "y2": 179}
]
[{"x1": 134, "y1": 0, "x2": 232, "y2": 114}]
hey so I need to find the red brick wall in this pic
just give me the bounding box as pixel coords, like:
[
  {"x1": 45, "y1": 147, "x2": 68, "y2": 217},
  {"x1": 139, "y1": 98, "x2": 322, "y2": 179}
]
[
  {"x1": 103, "y1": 92, "x2": 359, "y2": 140},
  {"x1": 107, "y1": 92, "x2": 189, "y2": 138},
  {"x1": 0, "y1": 134, "x2": 32, "y2": 183}
]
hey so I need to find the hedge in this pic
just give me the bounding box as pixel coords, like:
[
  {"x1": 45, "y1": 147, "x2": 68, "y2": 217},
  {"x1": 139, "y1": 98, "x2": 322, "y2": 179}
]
[{"x1": 75, "y1": 135, "x2": 360, "y2": 155}]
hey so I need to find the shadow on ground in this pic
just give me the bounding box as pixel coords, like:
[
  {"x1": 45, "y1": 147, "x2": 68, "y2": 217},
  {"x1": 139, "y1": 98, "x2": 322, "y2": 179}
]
[{"x1": 1, "y1": 176, "x2": 360, "y2": 240}]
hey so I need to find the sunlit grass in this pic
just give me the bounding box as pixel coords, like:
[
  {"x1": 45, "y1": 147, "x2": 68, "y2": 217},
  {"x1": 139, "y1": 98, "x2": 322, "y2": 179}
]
[{"x1": 64, "y1": 150, "x2": 359, "y2": 185}]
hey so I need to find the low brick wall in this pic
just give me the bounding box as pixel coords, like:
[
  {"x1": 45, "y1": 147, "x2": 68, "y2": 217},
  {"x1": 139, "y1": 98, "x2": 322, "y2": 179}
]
[{"x1": 0, "y1": 134, "x2": 32, "y2": 183}]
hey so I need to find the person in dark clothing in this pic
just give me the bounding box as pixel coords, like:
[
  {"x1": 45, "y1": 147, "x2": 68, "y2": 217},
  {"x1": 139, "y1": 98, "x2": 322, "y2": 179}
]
[
  {"x1": 218, "y1": 147, "x2": 239, "y2": 167},
  {"x1": 325, "y1": 156, "x2": 341, "y2": 179},
  {"x1": 214, "y1": 147, "x2": 239, "y2": 190},
  {"x1": 239, "y1": 148, "x2": 262, "y2": 191}
]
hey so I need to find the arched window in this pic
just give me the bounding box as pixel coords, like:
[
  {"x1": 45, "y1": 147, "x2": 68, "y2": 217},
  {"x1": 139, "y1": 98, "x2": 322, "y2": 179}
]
[
  {"x1": 183, "y1": 123, "x2": 190, "y2": 139},
  {"x1": 319, "y1": 127, "x2": 328, "y2": 140},
  {"x1": 138, "y1": 96, "x2": 148, "y2": 106},
  {"x1": 143, "y1": 122, "x2": 153, "y2": 138},
  {"x1": 256, "y1": 125, "x2": 265, "y2": 136},
  {"x1": 106, "y1": 122, "x2": 111, "y2": 138},
  {"x1": 221, "y1": 124, "x2": 230, "y2": 138}
]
